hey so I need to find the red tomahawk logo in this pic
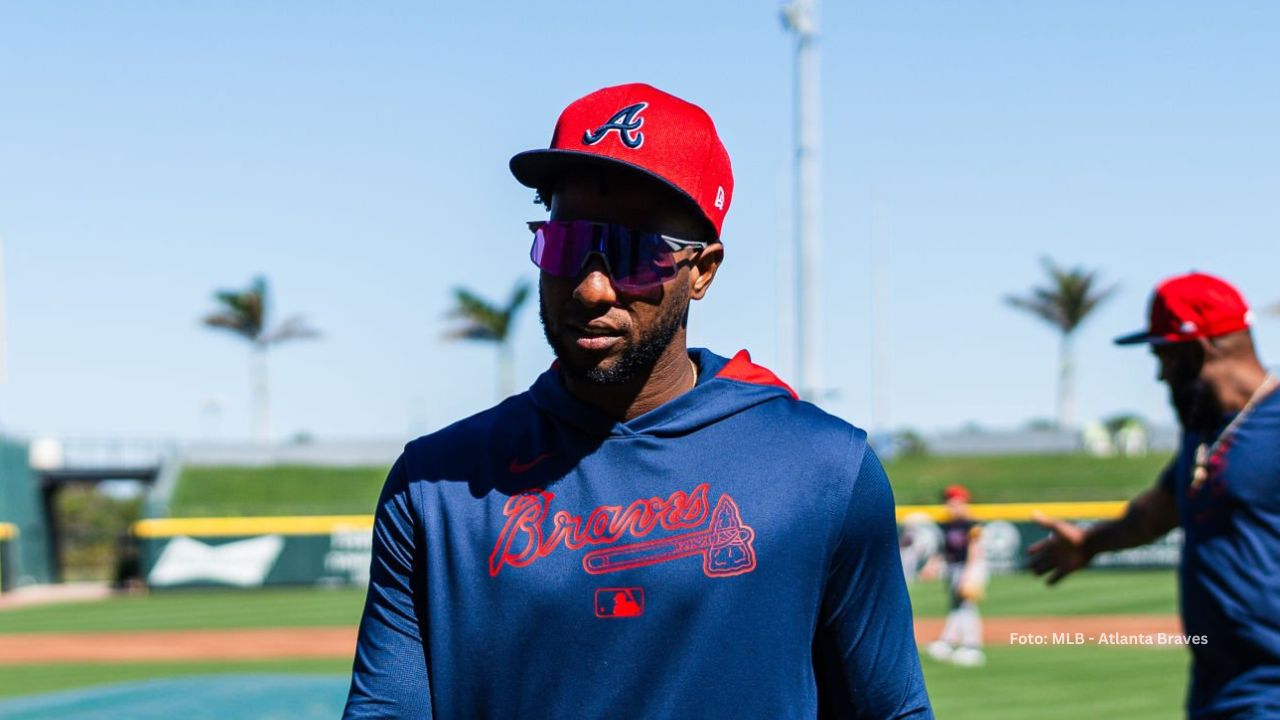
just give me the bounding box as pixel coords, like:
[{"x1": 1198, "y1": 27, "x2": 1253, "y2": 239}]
[{"x1": 582, "y1": 494, "x2": 757, "y2": 578}]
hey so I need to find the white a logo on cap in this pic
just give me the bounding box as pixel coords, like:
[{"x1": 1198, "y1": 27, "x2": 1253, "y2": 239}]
[
  {"x1": 715, "y1": 186, "x2": 725, "y2": 210},
  {"x1": 583, "y1": 103, "x2": 647, "y2": 149}
]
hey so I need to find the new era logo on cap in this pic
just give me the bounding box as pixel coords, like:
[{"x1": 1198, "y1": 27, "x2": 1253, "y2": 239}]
[
  {"x1": 509, "y1": 83, "x2": 735, "y2": 239},
  {"x1": 1115, "y1": 272, "x2": 1252, "y2": 346}
]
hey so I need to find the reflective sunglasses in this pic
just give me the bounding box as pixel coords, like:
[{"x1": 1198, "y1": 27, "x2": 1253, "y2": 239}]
[{"x1": 528, "y1": 220, "x2": 708, "y2": 291}]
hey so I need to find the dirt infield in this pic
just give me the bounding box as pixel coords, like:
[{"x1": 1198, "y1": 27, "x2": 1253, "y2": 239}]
[
  {"x1": 0, "y1": 582, "x2": 113, "y2": 611},
  {"x1": 0, "y1": 615, "x2": 1185, "y2": 664},
  {"x1": 912, "y1": 615, "x2": 1183, "y2": 645}
]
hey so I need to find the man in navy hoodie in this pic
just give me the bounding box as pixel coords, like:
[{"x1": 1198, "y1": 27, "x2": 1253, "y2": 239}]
[
  {"x1": 1031, "y1": 273, "x2": 1280, "y2": 718},
  {"x1": 343, "y1": 83, "x2": 932, "y2": 719}
]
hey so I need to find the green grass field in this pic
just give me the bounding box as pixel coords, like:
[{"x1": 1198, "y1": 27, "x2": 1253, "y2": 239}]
[
  {"x1": 0, "y1": 572, "x2": 1189, "y2": 717},
  {"x1": 910, "y1": 569, "x2": 1177, "y2": 617},
  {"x1": 0, "y1": 588, "x2": 366, "y2": 634},
  {"x1": 886, "y1": 452, "x2": 1173, "y2": 504},
  {"x1": 923, "y1": 645, "x2": 1187, "y2": 719},
  {"x1": 0, "y1": 571, "x2": 1175, "y2": 636},
  {"x1": 919, "y1": 570, "x2": 1183, "y2": 717},
  {"x1": 85, "y1": 454, "x2": 1189, "y2": 717},
  {"x1": 0, "y1": 659, "x2": 350, "y2": 699},
  {"x1": 169, "y1": 452, "x2": 1173, "y2": 517},
  {"x1": 0, "y1": 589, "x2": 366, "y2": 700},
  {"x1": 3, "y1": 652, "x2": 1187, "y2": 716},
  {"x1": 170, "y1": 465, "x2": 388, "y2": 517}
]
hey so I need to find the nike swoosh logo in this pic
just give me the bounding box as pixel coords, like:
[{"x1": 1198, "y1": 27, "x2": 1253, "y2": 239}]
[{"x1": 509, "y1": 452, "x2": 553, "y2": 474}]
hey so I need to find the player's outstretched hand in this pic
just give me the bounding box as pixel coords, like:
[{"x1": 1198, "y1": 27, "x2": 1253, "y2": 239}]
[{"x1": 1027, "y1": 511, "x2": 1091, "y2": 586}]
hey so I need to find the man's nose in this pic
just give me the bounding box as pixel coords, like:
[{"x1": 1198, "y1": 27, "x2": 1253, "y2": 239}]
[{"x1": 572, "y1": 255, "x2": 618, "y2": 307}]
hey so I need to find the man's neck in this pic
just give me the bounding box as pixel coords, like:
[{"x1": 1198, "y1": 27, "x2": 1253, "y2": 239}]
[
  {"x1": 1212, "y1": 361, "x2": 1271, "y2": 414},
  {"x1": 563, "y1": 340, "x2": 697, "y2": 422}
]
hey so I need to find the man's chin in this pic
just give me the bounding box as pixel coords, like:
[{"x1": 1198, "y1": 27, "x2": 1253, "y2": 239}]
[
  {"x1": 553, "y1": 344, "x2": 629, "y2": 385},
  {"x1": 1171, "y1": 382, "x2": 1222, "y2": 433}
]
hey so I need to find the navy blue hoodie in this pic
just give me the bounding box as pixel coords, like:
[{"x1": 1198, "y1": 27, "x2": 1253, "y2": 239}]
[{"x1": 344, "y1": 348, "x2": 932, "y2": 719}]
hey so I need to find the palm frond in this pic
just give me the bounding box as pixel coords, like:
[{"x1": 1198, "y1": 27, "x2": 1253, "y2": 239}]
[
  {"x1": 1007, "y1": 258, "x2": 1115, "y2": 335},
  {"x1": 446, "y1": 286, "x2": 511, "y2": 343},
  {"x1": 1003, "y1": 295, "x2": 1061, "y2": 327},
  {"x1": 204, "y1": 276, "x2": 267, "y2": 342},
  {"x1": 261, "y1": 315, "x2": 321, "y2": 346},
  {"x1": 445, "y1": 280, "x2": 533, "y2": 345},
  {"x1": 203, "y1": 311, "x2": 258, "y2": 341},
  {"x1": 203, "y1": 275, "x2": 319, "y2": 348},
  {"x1": 506, "y1": 281, "x2": 531, "y2": 317},
  {"x1": 444, "y1": 326, "x2": 503, "y2": 342}
]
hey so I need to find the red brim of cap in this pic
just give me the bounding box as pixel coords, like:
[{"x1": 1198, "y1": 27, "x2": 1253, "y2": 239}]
[{"x1": 509, "y1": 149, "x2": 715, "y2": 238}]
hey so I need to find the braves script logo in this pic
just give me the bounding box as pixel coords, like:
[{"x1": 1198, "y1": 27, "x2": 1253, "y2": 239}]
[
  {"x1": 582, "y1": 102, "x2": 648, "y2": 149},
  {"x1": 489, "y1": 483, "x2": 757, "y2": 578}
]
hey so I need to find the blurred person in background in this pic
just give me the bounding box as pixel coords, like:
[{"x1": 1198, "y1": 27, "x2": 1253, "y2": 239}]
[
  {"x1": 899, "y1": 513, "x2": 941, "y2": 582},
  {"x1": 1030, "y1": 272, "x2": 1280, "y2": 719},
  {"x1": 927, "y1": 484, "x2": 987, "y2": 667},
  {"x1": 342, "y1": 83, "x2": 932, "y2": 719}
]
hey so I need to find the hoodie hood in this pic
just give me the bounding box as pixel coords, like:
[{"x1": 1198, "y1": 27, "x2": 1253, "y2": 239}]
[{"x1": 528, "y1": 348, "x2": 797, "y2": 439}]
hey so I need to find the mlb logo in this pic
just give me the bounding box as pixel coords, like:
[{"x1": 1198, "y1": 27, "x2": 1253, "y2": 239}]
[{"x1": 595, "y1": 587, "x2": 645, "y2": 618}]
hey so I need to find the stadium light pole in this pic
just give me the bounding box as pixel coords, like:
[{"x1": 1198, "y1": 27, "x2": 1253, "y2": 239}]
[
  {"x1": 781, "y1": 0, "x2": 823, "y2": 401},
  {"x1": 0, "y1": 235, "x2": 7, "y2": 386}
]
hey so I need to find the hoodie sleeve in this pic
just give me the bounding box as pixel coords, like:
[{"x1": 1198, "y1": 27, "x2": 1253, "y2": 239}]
[
  {"x1": 343, "y1": 455, "x2": 433, "y2": 719},
  {"x1": 814, "y1": 444, "x2": 933, "y2": 719}
]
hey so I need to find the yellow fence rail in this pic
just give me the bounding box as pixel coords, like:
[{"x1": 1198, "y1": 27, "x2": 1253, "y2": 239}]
[
  {"x1": 133, "y1": 515, "x2": 374, "y2": 538},
  {"x1": 130, "y1": 501, "x2": 1131, "y2": 539},
  {"x1": 896, "y1": 500, "x2": 1128, "y2": 523}
]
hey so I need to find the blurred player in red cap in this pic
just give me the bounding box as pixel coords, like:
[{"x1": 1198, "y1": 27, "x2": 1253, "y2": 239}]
[
  {"x1": 1030, "y1": 272, "x2": 1280, "y2": 718},
  {"x1": 927, "y1": 484, "x2": 988, "y2": 667}
]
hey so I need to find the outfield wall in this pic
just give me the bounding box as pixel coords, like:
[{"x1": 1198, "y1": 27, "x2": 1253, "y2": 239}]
[
  {"x1": 132, "y1": 500, "x2": 1180, "y2": 589},
  {"x1": 134, "y1": 516, "x2": 374, "y2": 589},
  {"x1": 0, "y1": 437, "x2": 53, "y2": 587},
  {"x1": 0, "y1": 522, "x2": 16, "y2": 592}
]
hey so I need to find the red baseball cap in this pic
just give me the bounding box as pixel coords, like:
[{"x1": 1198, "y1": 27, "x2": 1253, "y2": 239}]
[
  {"x1": 943, "y1": 485, "x2": 971, "y2": 503},
  {"x1": 1114, "y1": 272, "x2": 1254, "y2": 346},
  {"x1": 509, "y1": 83, "x2": 734, "y2": 239}
]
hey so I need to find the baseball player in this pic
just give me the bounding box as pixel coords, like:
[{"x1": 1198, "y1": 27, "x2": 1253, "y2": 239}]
[
  {"x1": 898, "y1": 512, "x2": 939, "y2": 582},
  {"x1": 342, "y1": 83, "x2": 932, "y2": 719},
  {"x1": 926, "y1": 485, "x2": 987, "y2": 667},
  {"x1": 1029, "y1": 272, "x2": 1280, "y2": 718}
]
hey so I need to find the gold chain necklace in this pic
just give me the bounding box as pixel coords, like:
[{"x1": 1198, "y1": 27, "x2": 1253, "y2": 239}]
[{"x1": 1192, "y1": 373, "x2": 1278, "y2": 488}]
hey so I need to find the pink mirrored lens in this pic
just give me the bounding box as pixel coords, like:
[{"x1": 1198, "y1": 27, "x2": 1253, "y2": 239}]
[{"x1": 529, "y1": 221, "x2": 679, "y2": 290}]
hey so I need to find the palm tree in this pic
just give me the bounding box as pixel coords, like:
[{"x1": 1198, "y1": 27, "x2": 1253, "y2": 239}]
[
  {"x1": 1005, "y1": 258, "x2": 1116, "y2": 429},
  {"x1": 203, "y1": 276, "x2": 319, "y2": 444},
  {"x1": 446, "y1": 280, "x2": 531, "y2": 399}
]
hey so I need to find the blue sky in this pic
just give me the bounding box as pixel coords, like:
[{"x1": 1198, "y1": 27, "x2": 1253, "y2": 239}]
[{"x1": 1, "y1": 1, "x2": 1277, "y2": 442}]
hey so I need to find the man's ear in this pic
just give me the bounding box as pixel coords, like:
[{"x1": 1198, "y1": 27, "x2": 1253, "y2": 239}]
[{"x1": 689, "y1": 242, "x2": 724, "y2": 301}]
